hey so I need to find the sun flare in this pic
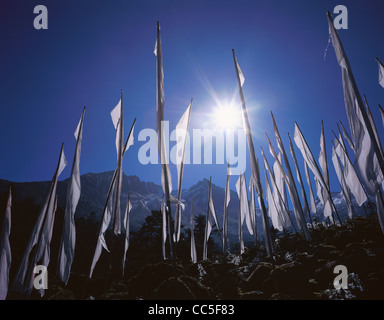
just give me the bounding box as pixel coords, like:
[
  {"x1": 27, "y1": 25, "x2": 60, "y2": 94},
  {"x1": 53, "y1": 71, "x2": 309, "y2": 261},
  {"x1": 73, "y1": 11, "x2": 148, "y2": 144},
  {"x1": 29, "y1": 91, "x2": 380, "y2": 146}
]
[{"x1": 212, "y1": 103, "x2": 242, "y2": 130}]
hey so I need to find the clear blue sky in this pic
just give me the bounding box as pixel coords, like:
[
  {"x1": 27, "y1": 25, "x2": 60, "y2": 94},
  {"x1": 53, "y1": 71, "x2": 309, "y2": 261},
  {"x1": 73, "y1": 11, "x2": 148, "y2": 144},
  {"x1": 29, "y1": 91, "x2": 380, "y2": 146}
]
[{"x1": 1, "y1": 0, "x2": 384, "y2": 198}]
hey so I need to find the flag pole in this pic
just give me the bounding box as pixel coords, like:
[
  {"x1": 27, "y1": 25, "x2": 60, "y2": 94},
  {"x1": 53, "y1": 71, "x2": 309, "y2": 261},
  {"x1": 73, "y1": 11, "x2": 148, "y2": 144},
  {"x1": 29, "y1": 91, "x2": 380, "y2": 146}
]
[
  {"x1": 327, "y1": 11, "x2": 384, "y2": 181},
  {"x1": 23, "y1": 143, "x2": 65, "y2": 297},
  {"x1": 174, "y1": 99, "x2": 193, "y2": 258},
  {"x1": 295, "y1": 122, "x2": 342, "y2": 225},
  {"x1": 288, "y1": 132, "x2": 313, "y2": 227},
  {"x1": 232, "y1": 49, "x2": 274, "y2": 256},
  {"x1": 57, "y1": 106, "x2": 86, "y2": 285},
  {"x1": 156, "y1": 21, "x2": 174, "y2": 260}
]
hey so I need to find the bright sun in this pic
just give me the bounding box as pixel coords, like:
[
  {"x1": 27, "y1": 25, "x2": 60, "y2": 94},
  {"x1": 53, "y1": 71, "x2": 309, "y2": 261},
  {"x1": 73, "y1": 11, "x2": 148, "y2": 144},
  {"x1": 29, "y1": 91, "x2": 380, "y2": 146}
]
[{"x1": 213, "y1": 103, "x2": 242, "y2": 130}]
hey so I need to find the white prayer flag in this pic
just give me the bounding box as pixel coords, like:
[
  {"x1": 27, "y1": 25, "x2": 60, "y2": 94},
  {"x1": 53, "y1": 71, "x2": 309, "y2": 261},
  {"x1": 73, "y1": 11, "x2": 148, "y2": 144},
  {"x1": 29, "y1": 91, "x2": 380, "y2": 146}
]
[
  {"x1": 223, "y1": 164, "x2": 231, "y2": 252},
  {"x1": 124, "y1": 121, "x2": 135, "y2": 155},
  {"x1": 190, "y1": 195, "x2": 197, "y2": 264},
  {"x1": 111, "y1": 95, "x2": 124, "y2": 236},
  {"x1": 236, "y1": 174, "x2": 253, "y2": 235},
  {"x1": 233, "y1": 49, "x2": 273, "y2": 255},
  {"x1": 289, "y1": 134, "x2": 311, "y2": 222},
  {"x1": 334, "y1": 134, "x2": 368, "y2": 206},
  {"x1": 89, "y1": 170, "x2": 116, "y2": 278},
  {"x1": 304, "y1": 161, "x2": 317, "y2": 214},
  {"x1": 274, "y1": 153, "x2": 287, "y2": 208},
  {"x1": 155, "y1": 23, "x2": 173, "y2": 222},
  {"x1": 365, "y1": 98, "x2": 384, "y2": 157},
  {"x1": 270, "y1": 114, "x2": 311, "y2": 240},
  {"x1": 203, "y1": 178, "x2": 222, "y2": 259},
  {"x1": 249, "y1": 179, "x2": 257, "y2": 240},
  {"x1": 235, "y1": 175, "x2": 245, "y2": 254},
  {"x1": 265, "y1": 170, "x2": 282, "y2": 231},
  {"x1": 332, "y1": 145, "x2": 354, "y2": 219},
  {"x1": 340, "y1": 121, "x2": 355, "y2": 154},
  {"x1": 379, "y1": 105, "x2": 384, "y2": 131},
  {"x1": 110, "y1": 99, "x2": 121, "y2": 130},
  {"x1": 235, "y1": 60, "x2": 245, "y2": 87},
  {"x1": 294, "y1": 123, "x2": 334, "y2": 222},
  {"x1": 318, "y1": 122, "x2": 333, "y2": 220},
  {"x1": 327, "y1": 12, "x2": 384, "y2": 196},
  {"x1": 121, "y1": 196, "x2": 132, "y2": 276},
  {"x1": 261, "y1": 148, "x2": 291, "y2": 231},
  {"x1": 174, "y1": 101, "x2": 192, "y2": 243},
  {"x1": 377, "y1": 58, "x2": 384, "y2": 88},
  {"x1": 12, "y1": 145, "x2": 66, "y2": 295},
  {"x1": 266, "y1": 131, "x2": 309, "y2": 237},
  {"x1": 319, "y1": 122, "x2": 330, "y2": 187},
  {"x1": 58, "y1": 108, "x2": 85, "y2": 285},
  {"x1": 161, "y1": 198, "x2": 167, "y2": 260}
]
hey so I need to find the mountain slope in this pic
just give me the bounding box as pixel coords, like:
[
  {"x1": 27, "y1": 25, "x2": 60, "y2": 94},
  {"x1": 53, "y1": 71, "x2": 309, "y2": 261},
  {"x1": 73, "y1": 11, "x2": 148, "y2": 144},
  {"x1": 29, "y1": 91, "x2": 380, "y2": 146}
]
[{"x1": 0, "y1": 172, "x2": 372, "y2": 245}]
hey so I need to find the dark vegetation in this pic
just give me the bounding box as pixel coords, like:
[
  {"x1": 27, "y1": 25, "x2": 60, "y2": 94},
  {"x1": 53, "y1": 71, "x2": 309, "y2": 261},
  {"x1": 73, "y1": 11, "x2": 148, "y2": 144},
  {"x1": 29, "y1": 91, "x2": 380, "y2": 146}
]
[{"x1": 1, "y1": 189, "x2": 384, "y2": 300}]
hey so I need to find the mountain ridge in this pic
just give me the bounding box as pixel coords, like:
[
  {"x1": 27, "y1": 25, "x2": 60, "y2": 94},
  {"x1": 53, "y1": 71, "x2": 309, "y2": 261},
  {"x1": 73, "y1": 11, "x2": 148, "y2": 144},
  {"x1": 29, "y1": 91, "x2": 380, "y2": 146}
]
[{"x1": 0, "y1": 171, "x2": 369, "y2": 243}]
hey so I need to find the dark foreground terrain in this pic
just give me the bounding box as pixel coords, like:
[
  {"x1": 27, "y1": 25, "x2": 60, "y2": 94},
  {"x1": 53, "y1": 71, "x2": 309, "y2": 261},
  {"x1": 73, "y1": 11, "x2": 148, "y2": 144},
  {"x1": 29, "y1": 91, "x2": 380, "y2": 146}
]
[{"x1": 8, "y1": 216, "x2": 383, "y2": 300}]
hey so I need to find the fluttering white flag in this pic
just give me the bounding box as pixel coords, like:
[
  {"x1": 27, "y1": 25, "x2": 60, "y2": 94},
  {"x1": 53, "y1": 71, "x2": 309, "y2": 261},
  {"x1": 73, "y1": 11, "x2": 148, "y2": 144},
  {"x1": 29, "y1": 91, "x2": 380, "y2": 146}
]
[
  {"x1": 190, "y1": 195, "x2": 197, "y2": 264},
  {"x1": 235, "y1": 60, "x2": 245, "y2": 87},
  {"x1": 12, "y1": 144, "x2": 67, "y2": 295},
  {"x1": 319, "y1": 122, "x2": 333, "y2": 221},
  {"x1": 123, "y1": 120, "x2": 135, "y2": 156},
  {"x1": 223, "y1": 164, "x2": 231, "y2": 252},
  {"x1": 365, "y1": 97, "x2": 384, "y2": 157},
  {"x1": 249, "y1": 179, "x2": 257, "y2": 241},
  {"x1": 334, "y1": 134, "x2": 368, "y2": 206},
  {"x1": 377, "y1": 58, "x2": 384, "y2": 88},
  {"x1": 332, "y1": 145, "x2": 354, "y2": 219},
  {"x1": 261, "y1": 149, "x2": 291, "y2": 231},
  {"x1": 380, "y1": 105, "x2": 384, "y2": 131},
  {"x1": 111, "y1": 95, "x2": 124, "y2": 236},
  {"x1": 203, "y1": 178, "x2": 221, "y2": 260},
  {"x1": 340, "y1": 121, "x2": 355, "y2": 154},
  {"x1": 121, "y1": 195, "x2": 132, "y2": 277},
  {"x1": 174, "y1": 101, "x2": 192, "y2": 243},
  {"x1": 327, "y1": 11, "x2": 384, "y2": 196},
  {"x1": 269, "y1": 113, "x2": 311, "y2": 240},
  {"x1": 111, "y1": 99, "x2": 122, "y2": 153},
  {"x1": 265, "y1": 169, "x2": 282, "y2": 231},
  {"x1": 89, "y1": 170, "x2": 117, "y2": 278},
  {"x1": 233, "y1": 49, "x2": 273, "y2": 255},
  {"x1": 33, "y1": 193, "x2": 58, "y2": 297},
  {"x1": 266, "y1": 132, "x2": 310, "y2": 238},
  {"x1": 273, "y1": 152, "x2": 288, "y2": 208},
  {"x1": 304, "y1": 161, "x2": 317, "y2": 215},
  {"x1": 155, "y1": 23, "x2": 173, "y2": 246},
  {"x1": 236, "y1": 174, "x2": 253, "y2": 235},
  {"x1": 289, "y1": 134, "x2": 311, "y2": 223},
  {"x1": 161, "y1": 198, "x2": 167, "y2": 260},
  {"x1": 332, "y1": 146, "x2": 353, "y2": 219},
  {"x1": 58, "y1": 107, "x2": 85, "y2": 285},
  {"x1": 319, "y1": 122, "x2": 330, "y2": 187},
  {"x1": 294, "y1": 122, "x2": 339, "y2": 223},
  {"x1": 0, "y1": 187, "x2": 12, "y2": 300},
  {"x1": 235, "y1": 175, "x2": 245, "y2": 254}
]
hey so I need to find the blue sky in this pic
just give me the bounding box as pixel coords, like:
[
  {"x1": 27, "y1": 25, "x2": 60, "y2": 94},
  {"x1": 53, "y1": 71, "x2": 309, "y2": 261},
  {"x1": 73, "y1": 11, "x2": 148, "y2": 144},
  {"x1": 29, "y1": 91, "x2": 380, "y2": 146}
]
[{"x1": 1, "y1": 0, "x2": 384, "y2": 198}]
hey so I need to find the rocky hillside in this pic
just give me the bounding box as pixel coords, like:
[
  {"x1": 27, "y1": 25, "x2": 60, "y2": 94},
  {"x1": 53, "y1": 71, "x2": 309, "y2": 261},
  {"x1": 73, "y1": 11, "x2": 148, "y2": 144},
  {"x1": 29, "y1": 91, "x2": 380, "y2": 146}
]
[{"x1": 10, "y1": 216, "x2": 383, "y2": 300}]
